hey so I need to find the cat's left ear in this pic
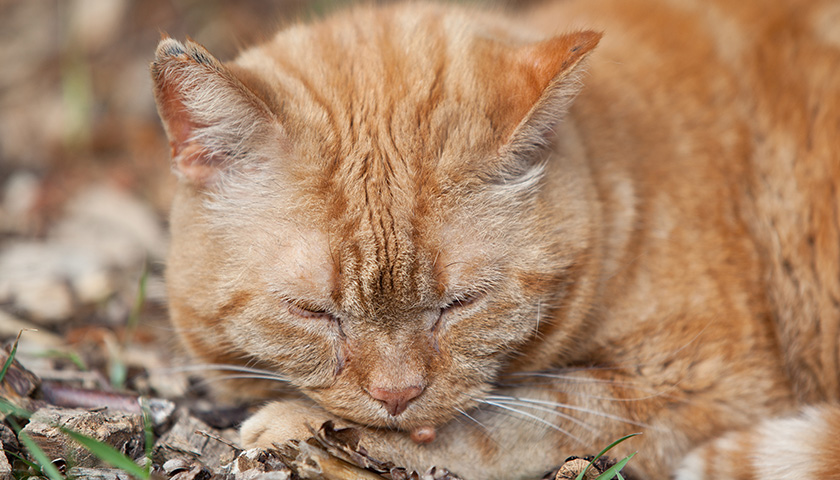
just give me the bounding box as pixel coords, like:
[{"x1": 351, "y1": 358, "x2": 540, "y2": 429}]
[
  {"x1": 503, "y1": 31, "x2": 602, "y2": 158},
  {"x1": 151, "y1": 37, "x2": 280, "y2": 187}
]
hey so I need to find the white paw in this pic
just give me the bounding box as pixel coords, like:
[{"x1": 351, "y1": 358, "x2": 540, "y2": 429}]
[{"x1": 240, "y1": 399, "x2": 344, "y2": 448}]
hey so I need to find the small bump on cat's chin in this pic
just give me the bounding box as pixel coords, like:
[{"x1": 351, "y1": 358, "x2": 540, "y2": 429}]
[{"x1": 409, "y1": 425, "x2": 436, "y2": 444}]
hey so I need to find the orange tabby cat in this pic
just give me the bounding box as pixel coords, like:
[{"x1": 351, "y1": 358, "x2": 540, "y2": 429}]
[{"x1": 151, "y1": 1, "x2": 840, "y2": 478}]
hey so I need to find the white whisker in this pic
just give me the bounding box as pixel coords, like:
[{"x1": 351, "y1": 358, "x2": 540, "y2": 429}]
[
  {"x1": 156, "y1": 363, "x2": 289, "y2": 381},
  {"x1": 455, "y1": 406, "x2": 499, "y2": 445},
  {"x1": 486, "y1": 395, "x2": 656, "y2": 430},
  {"x1": 187, "y1": 375, "x2": 291, "y2": 394},
  {"x1": 485, "y1": 398, "x2": 598, "y2": 433},
  {"x1": 477, "y1": 398, "x2": 586, "y2": 445},
  {"x1": 500, "y1": 373, "x2": 675, "y2": 399},
  {"x1": 203, "y1": 374, "x2": 292, "y2": 384}
]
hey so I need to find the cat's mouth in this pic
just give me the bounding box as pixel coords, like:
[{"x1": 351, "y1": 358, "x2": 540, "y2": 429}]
[{"x1": 307, "y1": 380, "x2": 482, "y2": 433}]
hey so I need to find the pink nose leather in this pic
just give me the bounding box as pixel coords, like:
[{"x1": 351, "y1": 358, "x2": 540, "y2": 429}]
[{"x1": 368, "y1": 385, "x2": 424, "y2": 416}]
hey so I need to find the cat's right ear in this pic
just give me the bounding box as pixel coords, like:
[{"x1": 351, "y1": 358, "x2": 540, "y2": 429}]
[
  {"x1": 151, "y1": 37, "x2": 277, "y2": 187},
  {"x1": 501, "y1": 31, "x2": 602, "y2": 159}
]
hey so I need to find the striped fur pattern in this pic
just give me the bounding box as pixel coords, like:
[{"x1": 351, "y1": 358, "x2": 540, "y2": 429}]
[{"x1": 151, "y1": 1, "x2": 840, "y2": 479}]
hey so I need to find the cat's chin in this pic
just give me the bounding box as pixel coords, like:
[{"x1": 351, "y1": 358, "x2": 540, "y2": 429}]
[
  {"x1": 311, "y1": 392, "x2": 472, "y2": 433},
  {"x1": 327, "y1": 404, "x2": 455, "y2": 432}
]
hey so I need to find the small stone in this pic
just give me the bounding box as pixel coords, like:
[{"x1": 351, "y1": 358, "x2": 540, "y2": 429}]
[
  {"x1": 53, "y1": 184, "x2": 167, "y2": 266},
  {"x1": 13, "y1": 277, "x2": 74, "y2": 325},
  {"x1": 141, "y1": 397, "x2": 177, "y2": 428},
  {"x1": 0, "y1": 241, "x2": 104, "y2": 323},
  {"x1": 71, "y1": 268, "x2": 113, "y2": 304},
  {"x1": 0, "y1": 309, "x2": 65, "y2": 352},
  {"x1": 21, "y1": 407, "x2": 144, "y2": 467},
  {"x1": 0, "y1": 170, "x2": 39, "y2": 234}
]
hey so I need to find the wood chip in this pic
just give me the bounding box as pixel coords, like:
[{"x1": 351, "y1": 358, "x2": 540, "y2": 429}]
[
  {"x1": 20, "y1": 407, "x2": 144, "y2": 468},
  {"x1": 65, "y1": 467, "x2": 137, "y2": 480},
  {"x1": 0, "y1": 440, "x2": 12, "y2": 480},
  {"x1": 152, "y1": 408, "x2": 237, "y2": 471},
  {"x1": 294, "y1": 440, "x2": 387, "y2": 480},
  {"x1": 0, "y1": 349, "x2": 40, "y2": 402}
]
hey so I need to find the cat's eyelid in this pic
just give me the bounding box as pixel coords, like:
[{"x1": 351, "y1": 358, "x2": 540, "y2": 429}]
[
  {"x1": 443, "y1": 291, "x2": 484, "y2": 310},
  {"x1": 286, "y1": 300, "x2": 334, "y2": 320}
]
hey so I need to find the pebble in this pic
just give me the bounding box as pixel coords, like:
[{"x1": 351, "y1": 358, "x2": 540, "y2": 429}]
[
  {"x1": 0, "y1": 182, "x2": 167, "y2": 324},
  {"x1": 0, "y1": 170, "x2": 39, "y2": 234},
  {"x1": 12, "y1": 277, "x2": 74, "y2": 325}
]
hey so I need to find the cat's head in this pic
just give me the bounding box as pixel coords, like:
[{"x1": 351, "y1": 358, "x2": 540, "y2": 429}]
[{"x1": 153, "y1": 3, "x2": 601, "y2": 430}]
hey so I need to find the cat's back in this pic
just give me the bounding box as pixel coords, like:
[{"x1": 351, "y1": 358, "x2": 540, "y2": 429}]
[{"x1": 529, "y1": 0, "x2": 840, "y2": 402}]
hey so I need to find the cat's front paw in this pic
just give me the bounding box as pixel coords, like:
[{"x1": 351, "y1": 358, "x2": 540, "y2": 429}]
[{"x1": 240, "y1": 399, "x2": 347, "y2": 448}]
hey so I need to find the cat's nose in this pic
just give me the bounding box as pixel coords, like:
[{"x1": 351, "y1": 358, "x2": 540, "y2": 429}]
[{"x1": 368, "y1": 385, "x2": 425, "y2": 416}]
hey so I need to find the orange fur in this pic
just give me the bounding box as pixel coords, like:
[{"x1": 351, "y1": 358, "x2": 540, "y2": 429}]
[{"x1": 152, "y1": 1, "x2": 840, "y2": 479}]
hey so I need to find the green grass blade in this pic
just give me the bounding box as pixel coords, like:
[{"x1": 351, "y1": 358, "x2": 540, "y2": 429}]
[
  {"x1": 594, "y1": 453, "x2": 636, "y2": 480},
  {"x1": 17, "y1": 430, "x2": 64, "y2": 480},
  {"x1": 0, "y1": 398, "x2": 32, "y2": 419},
  {"x1": 1, "y1": 404, "x2": 63, "y2": 480},
  {"x1": 108, "y1": 359, "x2": 127, "y2": 391},
  {"x1": 59, "y1": 428, "x2": 150, "y2": 479},
  {"x1": 0, "y1": 330, "x2": 25, "y2": 383},
  {"x1": 141, "y1": 403, "x2": 154, "y2": 467},
  {"x1": 6, "y1": 449, "x2": 41, "y2": 472},
  {"x1": 35, "y1": 350, "x2": 87, "y2": 371},
  {"x1": 575, "y1": 433, "x2": 641, "y2": 480}
]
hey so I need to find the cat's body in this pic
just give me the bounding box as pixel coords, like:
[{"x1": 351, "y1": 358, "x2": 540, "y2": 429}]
[{"x1": 152, "y1": 1, "x2": 840, "y2": 479}]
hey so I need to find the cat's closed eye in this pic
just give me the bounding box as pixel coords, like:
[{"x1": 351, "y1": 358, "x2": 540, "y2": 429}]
[
  {"x1": 442, "y1": 293, "x2": 482, "y2": 313},
  {"x1": 286, "y1": 301, "x2": 334, "y2": 321},
  {"x1": 434, "y1": 293, "x2": 485, "y2": 335}
]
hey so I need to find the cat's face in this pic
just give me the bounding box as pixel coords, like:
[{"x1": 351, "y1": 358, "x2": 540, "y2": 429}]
[{"x1": 154, "y1": 4, "x2": 600, "y2": 430}]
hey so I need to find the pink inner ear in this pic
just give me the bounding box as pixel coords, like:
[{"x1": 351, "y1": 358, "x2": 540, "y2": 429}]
[
  {"x1": 172, "y1": 143, "x2": 225, "y2": 185},
  {"x1": 156, "y1": 79, "x2": 219, "y2": 185},
  {"x1": 157, "y1": 81, "x2": 197, "y2": 158}
]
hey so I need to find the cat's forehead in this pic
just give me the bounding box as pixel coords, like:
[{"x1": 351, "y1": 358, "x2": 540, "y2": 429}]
[
  {"x1": 224, "y1": 4, "x2": 545, "y2": 311},
  {"x1": 233, "y1": 3, "x2": 528, "y2": 168}
]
